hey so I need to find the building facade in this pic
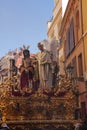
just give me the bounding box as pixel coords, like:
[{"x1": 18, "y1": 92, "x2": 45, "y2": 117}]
[
  {"x1": 47, "y1": 0, "x2": 62, "y2": 40},
  {"x1": 59, "y1": 0, "x2": 87, "y2": 118},
  {"x1": 0, "y1": 51, "x2": 14, "y2": 82},
  {"x1": 81, "y1": 0, "x2": 87, "y2": 76},
  {"x1": 0, "y1": 49, "x2": 22, "y2": 82},
  {"x1": 47, "y1": 0, "x2": 64, "y2": 75}
]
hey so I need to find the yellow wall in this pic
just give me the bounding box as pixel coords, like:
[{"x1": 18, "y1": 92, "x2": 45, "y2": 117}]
[
  {"x1": 82, "y1": 0, "x2": 87, "y2": 32},
  {"x1": 84, "y1": 37, "x2": 87, "y2": 71},
  {"x1": 82, "y1": 0, "x2": 87, "y2": 71}
]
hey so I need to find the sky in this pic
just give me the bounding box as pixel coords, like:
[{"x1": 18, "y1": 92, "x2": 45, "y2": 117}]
[{"x1": 0, "y1": 0, "x2": 68, "y2": 58}]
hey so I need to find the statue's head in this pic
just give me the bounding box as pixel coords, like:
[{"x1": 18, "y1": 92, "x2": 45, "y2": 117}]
[
  {"x1": 37, "y1": 42, "x2": 44, "y2": 51},
  {"x1": 23, "y1": 49, "x2": 30, "y2": 59},
  {"x1": 37, "y1": 39, "x2": 49, "y2": 51},
  {"x1": 38, "y1": 42, "x2": 43, "y2": 47},
  {"x1": 20, "y1": 45, "x2": 30, "y2": 59}
]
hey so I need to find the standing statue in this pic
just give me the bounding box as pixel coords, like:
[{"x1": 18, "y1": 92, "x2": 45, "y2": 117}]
[
  {"x1": 10, "y1": 59, "x2": 19, "y2": 94},
  {"x1": 10, "y1": 59, "x2": 18, "y2": 77},
  {"x1": 36, "y1": 41, "x2": 53, "y2": 90},
  {"x1": 19, "y1": 46, "x2": 34, "y2": 95},
  {"x1": 36, "y1": 38, "x2": 59, "y2": 90}
]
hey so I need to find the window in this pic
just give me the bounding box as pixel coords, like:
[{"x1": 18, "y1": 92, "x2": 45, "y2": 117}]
[
  {"x1": 66, "y1": 18, "x2": 75, "y2": 58},
  {"x1": 0, "y1": 66, "x2": 1, "y2": 70},
  {"x1": 70, "y1": 19, "x2": 75, "y2": 52},
  {"x1": 72, "y1": 56, "x2": 77, "y2": 78},
  {"x1": 66, "y1": 29, "x2": 70, "y2": 58},
  {"x1": 81, "y1": 102, "x2": 86, "y2": 118},
  {"x1": 76, "y1": 10, "x2": 80, "y2": 43},
  {"x1": 76, "y1": 10, "x2": 80, "y2": 29},
  {"x1": 78, "y1": 53, "x2": 83, "y2": 76}
]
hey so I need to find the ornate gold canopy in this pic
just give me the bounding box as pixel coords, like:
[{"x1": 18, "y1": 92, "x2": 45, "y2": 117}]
[{"x1": 0, "y1": 75, "x2": 79, "y2": 130}]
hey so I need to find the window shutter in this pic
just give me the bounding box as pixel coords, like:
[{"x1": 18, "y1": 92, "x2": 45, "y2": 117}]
[
  {"x1": 70, "y1": 19, "x2": 75, "y2": 52},
  {"x1": 66, "y1": 29, "x2": 70, "y2": 57},
  {"x1": 72, "y1": 57, "x2": 77, "y2": 78}
]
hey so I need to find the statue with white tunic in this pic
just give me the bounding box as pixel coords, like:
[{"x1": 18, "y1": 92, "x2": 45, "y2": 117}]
[
  {"x1": 36, "y1": 38, "x2": 58, "y2": 90},
  {"x1": 36, "y1": 42, "x2": 52, "y2": 90}
]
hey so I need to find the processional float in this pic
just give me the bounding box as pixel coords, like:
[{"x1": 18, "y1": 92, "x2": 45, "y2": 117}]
[{"x1": 0, "y1": 41, "x2": 80, "y2": 130}]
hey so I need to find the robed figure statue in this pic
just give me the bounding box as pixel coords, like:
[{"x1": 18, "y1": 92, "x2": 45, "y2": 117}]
[{"x1": 19, "y1": 47, "x2": 34, "y2": 95}]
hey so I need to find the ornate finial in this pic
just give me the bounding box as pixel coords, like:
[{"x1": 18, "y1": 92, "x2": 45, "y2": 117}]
[
  {"x1": 20, "y1": 45, "x2": 30, "y2": 51},
  {"x1": 23, "y1": 45, "x2": 30, "y2": 50}
]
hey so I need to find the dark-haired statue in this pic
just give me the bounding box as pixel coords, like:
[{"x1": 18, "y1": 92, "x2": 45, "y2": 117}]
[
  {"x1": 23, "y1": 49, "x2": 30, "y2": 59},
  {"x1": 10, "y1": 59, "x2": 19, "y2": 94},
  {"x1": 10, "y1": 59, "x2": 18, "y2": 77},
  {"x1": 19, "y1": 47, "x2": 34, "y2": 95}
]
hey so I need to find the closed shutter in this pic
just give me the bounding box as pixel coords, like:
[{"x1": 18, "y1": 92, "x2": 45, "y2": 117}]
[
  {"x1": 72, "y1": 56, "x2": 77, "y2": 78},
  {"x1": 70, "y1": 19, "x2": 75, "y2": 52},
  {"x1": 78, "y1": 53, "x2": 83, "y2": 76},
  {"x1": 66, "y1": 29, "x2": 70, "y2": 57}
]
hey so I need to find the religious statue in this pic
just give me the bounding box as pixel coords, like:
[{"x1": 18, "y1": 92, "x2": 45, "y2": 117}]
[
  {"x1": 35, "y1": 38, "x2": 58, "y2": 91},
  {"x1": 10, "y1": 59, "x2": 18, "y2": 77},
  {"x1": 10, "y1": 40, "x2": 58, "y2": 96},
  {"x1": 19, "y1": 46, "x2": 34, "y2": 95},
  {"x1": 36, "y1": 41, "x2": 53, "y2": 90},
  {"x1": 10, "y1": 59, "x2": 19, "y2": 94}
]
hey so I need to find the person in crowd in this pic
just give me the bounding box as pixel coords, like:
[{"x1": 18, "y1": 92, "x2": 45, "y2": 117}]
[
  {"x1": 74, "y1": 122, "x2": 82, "y2": 130},
  {"x1": 0, "y1": 123, "x2": 10, "y2": 130}
]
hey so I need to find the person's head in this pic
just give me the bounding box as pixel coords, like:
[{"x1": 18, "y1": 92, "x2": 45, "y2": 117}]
[
  {"x1": 37, "y1": 42, "x2": 44, "y2": 51},
  {"x1": 1, "y1": 123, "x2": 10, "y2": 130}
]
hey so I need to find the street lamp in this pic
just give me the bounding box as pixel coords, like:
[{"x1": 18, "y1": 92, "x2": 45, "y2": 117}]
[
  {"x1": 65, "y1": 64, "x2": 81, "y2": 119},
  {"x1": 66, "y1": 65, "x2": 74, "y2": 79}
]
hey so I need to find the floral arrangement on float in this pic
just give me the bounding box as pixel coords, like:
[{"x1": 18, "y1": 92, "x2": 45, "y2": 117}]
[
  {"x1": 43, "y1": 86, "x2": 67, "y2": 97},
  {"x1": 43, "y1": 75, "x2": 74, "y2": 97}
]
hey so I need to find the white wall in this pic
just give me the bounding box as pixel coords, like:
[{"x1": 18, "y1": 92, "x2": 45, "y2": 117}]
[{"x1": 62, "y1": 0, "x2": 69, "y2": 17}]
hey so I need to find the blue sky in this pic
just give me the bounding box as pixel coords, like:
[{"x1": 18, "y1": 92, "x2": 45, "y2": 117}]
[{"x1": 0, "y1": 0, "x2": 54, "y2": 58}]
